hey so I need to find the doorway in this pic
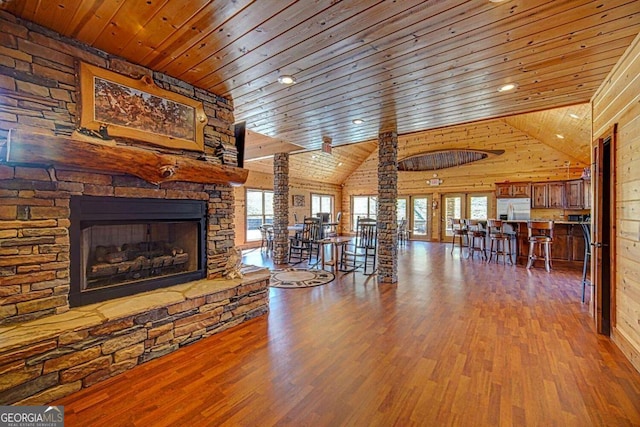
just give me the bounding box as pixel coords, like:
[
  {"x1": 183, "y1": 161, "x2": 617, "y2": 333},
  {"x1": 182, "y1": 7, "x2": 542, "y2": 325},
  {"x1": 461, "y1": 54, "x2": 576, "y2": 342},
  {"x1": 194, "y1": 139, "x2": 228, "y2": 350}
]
[
  {"x1": 593, "y1": 126, "x2": 616, "y2": 335},
  {"x1": 441, "y1": 193, "x2": 491, "y2": 241},
  {"x1": 410, "y1": 196, "x2": 432, "y2": 241}
]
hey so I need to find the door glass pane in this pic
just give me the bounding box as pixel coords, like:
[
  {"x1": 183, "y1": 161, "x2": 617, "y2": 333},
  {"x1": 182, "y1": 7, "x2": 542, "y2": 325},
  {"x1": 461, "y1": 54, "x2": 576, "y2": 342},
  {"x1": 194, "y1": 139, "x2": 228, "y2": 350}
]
[
  {"x1": 397, "y1": 198, "x2": 407, "y2": 225},
  {"x1": 469, "y1": 196, "x2": 488, "y2": 220},
  {"x1": 444, "y1": 196, "x2": 463, "y2": 236},
  {"x1": 412, "y1": 197, "x2": 429, "y2": 237}
]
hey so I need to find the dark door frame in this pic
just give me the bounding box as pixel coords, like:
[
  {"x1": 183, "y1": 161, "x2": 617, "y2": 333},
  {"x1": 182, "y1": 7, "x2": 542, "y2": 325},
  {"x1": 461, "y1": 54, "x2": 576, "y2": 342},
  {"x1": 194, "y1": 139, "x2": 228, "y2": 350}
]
[{"x1": 593, "y1": 124, "x2": 617, "y2": 335}]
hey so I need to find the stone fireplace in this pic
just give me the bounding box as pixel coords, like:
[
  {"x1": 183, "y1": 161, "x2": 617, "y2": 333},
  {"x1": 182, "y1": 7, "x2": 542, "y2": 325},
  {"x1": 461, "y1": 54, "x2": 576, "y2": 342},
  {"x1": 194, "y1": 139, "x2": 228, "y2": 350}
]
[
  {"x1": 69, "y1": 196, "x2": 207, "y2": 307},
  {"x1": 0, "y1": 12, "x2": 269, "y2": 406}
]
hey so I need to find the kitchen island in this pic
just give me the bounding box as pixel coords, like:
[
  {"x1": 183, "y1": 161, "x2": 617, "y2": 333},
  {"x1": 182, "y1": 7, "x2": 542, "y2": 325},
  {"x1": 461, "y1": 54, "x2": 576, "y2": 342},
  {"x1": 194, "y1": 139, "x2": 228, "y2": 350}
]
[{"x1": 503, "y1": 220, "x2": 589, "y2": 270}]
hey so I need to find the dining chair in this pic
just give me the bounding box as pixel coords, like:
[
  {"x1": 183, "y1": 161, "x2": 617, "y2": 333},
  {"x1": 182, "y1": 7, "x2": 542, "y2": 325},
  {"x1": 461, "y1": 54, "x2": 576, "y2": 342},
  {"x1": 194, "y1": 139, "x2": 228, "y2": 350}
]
[
  {"x1": 341, "y1": 217, "x2": 377, "y2": 274},
  {"x1": 398, "y1": 218, "x2": 409, "y2": 245},
  {"x1": 259, "y1": 224, "x2": 274, "y2": 252},
  {"x1": 288, "y1": 217, "x2": 321, "y2": 264}
]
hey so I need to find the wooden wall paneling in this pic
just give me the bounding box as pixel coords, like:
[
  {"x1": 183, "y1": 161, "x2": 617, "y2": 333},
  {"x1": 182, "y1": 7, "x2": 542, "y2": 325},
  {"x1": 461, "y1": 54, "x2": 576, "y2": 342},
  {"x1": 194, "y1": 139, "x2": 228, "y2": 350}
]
[
  {"x1": 593, "y1": 36, "x2": 640, "y2": 137},
  {"x1": 592, "y1": 31, "x2": 640, "y2": 373}
]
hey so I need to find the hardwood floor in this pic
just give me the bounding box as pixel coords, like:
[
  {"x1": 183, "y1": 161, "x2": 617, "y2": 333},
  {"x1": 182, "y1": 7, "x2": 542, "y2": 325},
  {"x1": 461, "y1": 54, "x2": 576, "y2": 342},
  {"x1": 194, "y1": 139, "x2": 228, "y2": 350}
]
[{"x1": 54, "y1": 242, "x2": 640, "y2": 426}]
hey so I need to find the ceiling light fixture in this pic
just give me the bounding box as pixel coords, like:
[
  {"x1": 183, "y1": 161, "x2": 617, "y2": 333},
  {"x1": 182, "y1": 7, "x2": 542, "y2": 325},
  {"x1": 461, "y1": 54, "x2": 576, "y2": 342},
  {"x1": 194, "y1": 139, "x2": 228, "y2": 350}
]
[
  {"x1": 569, "y1": 113, "x2": 580, "y2": 119},
  {"x1": 352, "y1": 118, "x2": 364, "y2": 124},
  {"x1": 497, "y1": 83, "x2": 516, "y2": 92},
  {"x1": 277, "y1": 75, "x2": 296, "y2": 85},
  {"x1": 556, "y1": 134, "x2": 565, "y2": 139}
]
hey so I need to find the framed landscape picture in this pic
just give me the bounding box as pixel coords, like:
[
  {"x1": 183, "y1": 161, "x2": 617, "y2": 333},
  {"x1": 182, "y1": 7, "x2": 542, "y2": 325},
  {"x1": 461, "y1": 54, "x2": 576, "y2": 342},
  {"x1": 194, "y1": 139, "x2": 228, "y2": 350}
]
[{"x1": 79, "y1": 62, "x2": 207, "y2": 152}]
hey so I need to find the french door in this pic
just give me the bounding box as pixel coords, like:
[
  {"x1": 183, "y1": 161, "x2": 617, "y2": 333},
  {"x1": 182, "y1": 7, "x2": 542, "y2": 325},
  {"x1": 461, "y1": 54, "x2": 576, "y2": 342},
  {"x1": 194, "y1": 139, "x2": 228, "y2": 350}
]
[
  {"x1": 442, "y1": 194, "x2": 465, "y2": 239},
  {"x1": 410, "y1": 195, "x2": 432, "y2": 241},
  {"x1": 441, "y1": 193, "x2": 490, "y2": 240}
]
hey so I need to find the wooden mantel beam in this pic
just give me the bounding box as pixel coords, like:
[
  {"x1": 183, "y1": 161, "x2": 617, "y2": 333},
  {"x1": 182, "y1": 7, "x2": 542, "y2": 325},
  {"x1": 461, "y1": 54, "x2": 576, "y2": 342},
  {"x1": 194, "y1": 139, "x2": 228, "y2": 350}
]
[{"x1": 2, "y1": 130, "x2": 248, "y2": 186}]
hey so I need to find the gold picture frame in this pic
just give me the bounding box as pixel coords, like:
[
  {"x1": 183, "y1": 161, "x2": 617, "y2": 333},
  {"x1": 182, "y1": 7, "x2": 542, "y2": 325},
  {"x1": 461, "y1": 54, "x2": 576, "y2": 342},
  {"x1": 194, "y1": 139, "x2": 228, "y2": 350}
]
[{"x1": 79, "y1": 62, "x2": 207, "y2": 152}]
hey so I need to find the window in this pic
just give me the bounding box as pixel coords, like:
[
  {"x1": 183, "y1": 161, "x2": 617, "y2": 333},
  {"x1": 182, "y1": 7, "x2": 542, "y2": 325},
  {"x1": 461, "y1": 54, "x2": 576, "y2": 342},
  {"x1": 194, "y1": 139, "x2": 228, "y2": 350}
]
[
  {"x1": 351, "y1": 195, "x2": 377, "y2": 230},
  {"x1": 246, "y1": 189, "x2": 273, "y2": 242},
  {"x1": 397, "y1": 198, "x2": 408, "y2": 226},
  {"x1": 311, "y1": 193, "x2": 333, "y2": 218}
]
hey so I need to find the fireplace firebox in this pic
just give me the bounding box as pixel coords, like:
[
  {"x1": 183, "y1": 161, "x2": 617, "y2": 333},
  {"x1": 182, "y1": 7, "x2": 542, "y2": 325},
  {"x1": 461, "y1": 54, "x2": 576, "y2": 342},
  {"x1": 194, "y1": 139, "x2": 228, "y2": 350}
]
[{"x1": 70, "y1": 196, "x2": 206, "y2": 307}]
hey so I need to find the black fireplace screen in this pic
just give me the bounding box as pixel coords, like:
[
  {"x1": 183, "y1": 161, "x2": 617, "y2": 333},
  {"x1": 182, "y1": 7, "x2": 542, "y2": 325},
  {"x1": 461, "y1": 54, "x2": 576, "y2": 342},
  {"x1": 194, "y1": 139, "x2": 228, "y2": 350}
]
[
  {"x1": 82, "y1": 221, "x2": 197, "y2": 290},
  {"x1": 70, "y1": 196, "x2": 206, "y2": 307}
]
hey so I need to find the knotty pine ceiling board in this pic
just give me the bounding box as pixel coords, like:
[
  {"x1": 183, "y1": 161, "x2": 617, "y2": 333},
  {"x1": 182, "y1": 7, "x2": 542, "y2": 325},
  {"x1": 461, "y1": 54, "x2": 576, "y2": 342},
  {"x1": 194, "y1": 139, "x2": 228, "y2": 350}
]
[
  {"x1": 243, "y1": 140, "x2": 378, "y2": 186},
  {"x1": 503, "y1": 103, "x2": 592, "y2": 165},
  {"x1": 3, "y1": 0, "x2": 639, "y2": 153}
]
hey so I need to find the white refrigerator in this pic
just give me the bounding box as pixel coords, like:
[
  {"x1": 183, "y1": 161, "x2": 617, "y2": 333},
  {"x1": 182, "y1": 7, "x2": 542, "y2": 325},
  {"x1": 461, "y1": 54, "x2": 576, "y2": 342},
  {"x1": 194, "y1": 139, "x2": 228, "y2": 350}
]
[{"x1": 496, "y1": 198, "x2": 531, "y2": 220}]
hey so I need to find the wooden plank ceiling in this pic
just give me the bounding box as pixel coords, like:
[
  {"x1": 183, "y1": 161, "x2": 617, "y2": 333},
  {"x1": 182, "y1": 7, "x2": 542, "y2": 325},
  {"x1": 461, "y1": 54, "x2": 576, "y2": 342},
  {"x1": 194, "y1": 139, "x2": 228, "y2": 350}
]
[{"x1": 3, "y1": 1, "x2": 638, "y2": 150}]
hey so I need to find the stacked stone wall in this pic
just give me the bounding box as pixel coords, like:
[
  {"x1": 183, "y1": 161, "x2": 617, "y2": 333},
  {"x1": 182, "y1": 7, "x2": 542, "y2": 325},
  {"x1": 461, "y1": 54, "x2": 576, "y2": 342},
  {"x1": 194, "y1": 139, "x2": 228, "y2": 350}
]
[{"x1": 0, "y1": 12, "x2": 241, "y2": 325}]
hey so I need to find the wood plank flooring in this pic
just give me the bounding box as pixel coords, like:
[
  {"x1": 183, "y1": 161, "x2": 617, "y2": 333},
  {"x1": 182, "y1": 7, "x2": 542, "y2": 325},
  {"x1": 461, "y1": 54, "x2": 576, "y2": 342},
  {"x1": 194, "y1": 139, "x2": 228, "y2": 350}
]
[{"x1": 54, "y1": 242, "x2": 640, "y2": 426}]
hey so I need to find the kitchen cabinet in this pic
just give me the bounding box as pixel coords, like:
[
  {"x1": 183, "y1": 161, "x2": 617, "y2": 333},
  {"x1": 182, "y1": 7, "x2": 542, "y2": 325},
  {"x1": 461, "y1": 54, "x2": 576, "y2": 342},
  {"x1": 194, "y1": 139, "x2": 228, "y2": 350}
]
[
  {"x1": 565, "y1": 180, "x2": 584, "y2": 209},
  {"x1": 531, "y1": 182, "x2": 565, "y2": 208},
  {"x1": 531, "y1": 183, "x2": 548, "y2": 208},
  {"x1": 495, "y1": 182, "x2": 531, "y2": 198},
  {"x1": 548, "y1": 182, "x2": 565, "y2": 208}
]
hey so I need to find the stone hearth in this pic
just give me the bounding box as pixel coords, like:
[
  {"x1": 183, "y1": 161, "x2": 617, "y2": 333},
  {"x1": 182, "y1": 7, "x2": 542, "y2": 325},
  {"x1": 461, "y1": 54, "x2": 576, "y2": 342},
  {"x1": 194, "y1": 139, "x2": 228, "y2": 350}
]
[{"x1": 0, "y1": 267, "x2": 269, "y2": 405}]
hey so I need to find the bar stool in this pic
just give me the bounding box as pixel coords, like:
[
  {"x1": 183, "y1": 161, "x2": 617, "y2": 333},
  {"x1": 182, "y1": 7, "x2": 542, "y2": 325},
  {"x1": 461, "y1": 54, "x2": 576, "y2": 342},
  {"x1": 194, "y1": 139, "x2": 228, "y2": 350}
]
[
  {"x1": 487, "y1": 219, "x2": 513, "y2": 264},
  {"x1": 450, "y1": 218, "x2": 467, "y2": 254},
  {"x1": 466, "y1": 219, "x2": 486, "y2": 260},
  {"x1": 526, "y1": 220, "x2": 554, "y2": 272},
  {"x1": 580, "y1": 223, "x2": 592, "y2": 303}
]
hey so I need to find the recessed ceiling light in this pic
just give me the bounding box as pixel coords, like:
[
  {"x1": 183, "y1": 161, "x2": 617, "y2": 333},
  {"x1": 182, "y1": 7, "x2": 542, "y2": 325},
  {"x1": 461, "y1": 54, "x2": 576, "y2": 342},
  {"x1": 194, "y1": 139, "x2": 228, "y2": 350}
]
[
  {"x1": 278, "y1": 75, "x2": 296, "y2": 85},
  {"x1": 556, "y1": 134, "x2": 565, "y2": 139},
  {"x1": 338, "y1": 162, "x2": 343, "y2": 166},
  {"x1": 569, "y1": 113, "x2": 580, "y2": 119},
  {"x1": 497, "y1": 83, "x2": 516, "y2": 92},
  {"x1": 352, "y1": 118, "x2": 364, "y2": 124}
]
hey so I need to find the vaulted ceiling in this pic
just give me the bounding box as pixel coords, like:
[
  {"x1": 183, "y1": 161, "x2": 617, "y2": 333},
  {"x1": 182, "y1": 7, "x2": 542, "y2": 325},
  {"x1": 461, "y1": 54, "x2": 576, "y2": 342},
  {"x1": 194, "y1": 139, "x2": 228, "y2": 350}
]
[{"x1": 2, "y1": 0, "x2": 638, "y2": 156}]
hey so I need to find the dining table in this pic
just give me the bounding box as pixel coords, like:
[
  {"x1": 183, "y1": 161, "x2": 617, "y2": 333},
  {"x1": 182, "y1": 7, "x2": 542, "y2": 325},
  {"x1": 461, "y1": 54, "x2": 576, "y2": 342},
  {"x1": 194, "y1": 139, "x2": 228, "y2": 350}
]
[{"x1": 316, "y1": 236, "x2": 353, "y2": 274}]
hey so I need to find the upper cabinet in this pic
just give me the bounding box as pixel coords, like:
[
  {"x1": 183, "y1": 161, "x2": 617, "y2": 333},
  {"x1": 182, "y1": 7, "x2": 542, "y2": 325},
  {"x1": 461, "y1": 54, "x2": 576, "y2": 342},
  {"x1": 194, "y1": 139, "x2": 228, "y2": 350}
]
[
  {"x1": 531, "y1": 182, "x2": 565, "y2": 209},
  {"x1": 548, "y1": 182, "x2": 565, "y2": 208},
  {"x1": 503, "y1": 179, "x2": 590, "y2": 209},
  {"x1": 495, "y1": 182, "x2": 531, "y2": 198},
  {"x1": 532, "y1": 182, "x2": 566, "y2": 208},
  {"x1": 531, "y1": 183, "x2": 548, "y2": 208},
  {"x1": 564, "y1": 180, "x2": 584, "y2": 209}
]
